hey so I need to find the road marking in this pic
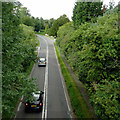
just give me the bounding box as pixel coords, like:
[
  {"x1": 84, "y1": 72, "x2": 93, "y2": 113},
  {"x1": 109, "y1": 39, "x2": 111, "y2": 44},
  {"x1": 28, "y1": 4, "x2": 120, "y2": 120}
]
[
  {"x1": 37, "y1": 47, "x2": 40, "y2": 57},
  {"x1": 16, "y1": 95, "x2": 24, "y2": 112},
  {"x1": 17, "y1": 102, "x2": 22, "y2": 112},
  {"x1": 20, "y1": 95, "x2": 24, "y2": 101},
  {"x1": 38, "y1": 35, "x2": 72, "y2": 118},
  {"x1": 53, "y1": 44, "x2": 72, "y2": 118},
  {"x1": 39, "y1": 35, "x2": 48, "y2": 120},
  {"x1": 14, "y1": 115, "x2": 16, "y2": 120}
]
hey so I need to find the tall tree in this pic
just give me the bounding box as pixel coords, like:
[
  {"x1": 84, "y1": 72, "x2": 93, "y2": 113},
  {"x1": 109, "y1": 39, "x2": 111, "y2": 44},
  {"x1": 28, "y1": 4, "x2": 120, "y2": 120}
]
[
  {"x1": 72, "y1": 1, "x2": 103, "y2": 28},
  {"x1": 48, "y1": 14, "x2": 70, "y2": 36},
  {"x1": 39, "y1": 17, "x2": 44, "y2": 29},
  {"x1": 48, "y1": 18, "x2": 55, "y2": 28},
  {"x1": 2, "y1": 2, "x2": 37, "y2": 118},
  {"x1": 109, "y1": 0, "x2": 115, "y2": 9},
  {"x1": 34, "y1": 17, "x2": 41, "y2": 32}
]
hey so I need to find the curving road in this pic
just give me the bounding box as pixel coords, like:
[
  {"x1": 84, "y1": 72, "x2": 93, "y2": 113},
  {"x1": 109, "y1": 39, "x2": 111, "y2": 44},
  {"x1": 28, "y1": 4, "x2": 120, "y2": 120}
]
[{"x1": 15, "y1": 35, "x2": 73, "y2": 119}]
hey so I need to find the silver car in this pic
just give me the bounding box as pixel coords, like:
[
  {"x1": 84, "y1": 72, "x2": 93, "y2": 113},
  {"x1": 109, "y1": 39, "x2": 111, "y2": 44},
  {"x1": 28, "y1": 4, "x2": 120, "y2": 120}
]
[{"x1": 38, "y1": 58, "x2": 46, "y2": 67}]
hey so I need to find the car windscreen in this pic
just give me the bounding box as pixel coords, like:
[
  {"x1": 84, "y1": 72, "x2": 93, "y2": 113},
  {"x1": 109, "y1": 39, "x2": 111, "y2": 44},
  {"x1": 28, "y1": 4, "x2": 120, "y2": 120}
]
[
  {"x1": 40, "y1": 59, "x2": 45, "y2": 62},
  {"x1": 32, "y1": 93, "x2": 40, "y2": 101}
]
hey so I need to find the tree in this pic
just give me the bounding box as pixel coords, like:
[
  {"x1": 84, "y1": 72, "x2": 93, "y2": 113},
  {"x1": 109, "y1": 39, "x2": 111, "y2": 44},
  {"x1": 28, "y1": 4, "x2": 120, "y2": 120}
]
[
  {"x1": 48, "y1": 18, "x2": 55, "y2": 28},
  {"x1": 90, "y1": 80, "x2": 120, "y2": 119},
  {"x1": 56, "y1": 5, "x2": 119, "y2": 119},
  {"x1": 22, "y1": 16, "x2": 35, "y2": 27},
  {"x1": 20, "y1": 7, "x2": 32, "y2": 25},
  {"x1": 45, "y1": 25, "x2": 49, "y2": 34},
  {"x1": 109, "y1": 0, "x2": 115, "y2": 9},
  {"x1": 72, "y1": 1, "x2": 103, "y2": 28},
  {"x1": 48, "y1": 14, "x2": 70, "y2": 36},
  {"x1": 39, "y1": 17, "x2": 44, "y2": 29},
  {"x1": 2, "y1": 2, "x2": 38, "y2": 118},
  {"x1": 34, "y1": 17, "x2": 41, "y2": 32}
]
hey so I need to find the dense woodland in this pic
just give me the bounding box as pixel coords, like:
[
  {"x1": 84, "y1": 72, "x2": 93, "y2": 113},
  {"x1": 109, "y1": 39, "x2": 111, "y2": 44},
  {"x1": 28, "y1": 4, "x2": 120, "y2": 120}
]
[{"x1": 2, "y1": 1, "x2": 120, "y2": 119}]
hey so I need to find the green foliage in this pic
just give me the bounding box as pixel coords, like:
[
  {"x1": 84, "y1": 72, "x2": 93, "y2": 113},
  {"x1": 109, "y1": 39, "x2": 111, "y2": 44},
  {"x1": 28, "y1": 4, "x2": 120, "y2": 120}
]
[
  {"x1": 19, "y1": 24, "x2": 38, "y2": 71},
  {"x1": 56, "y1": 6, "x2": 119, "y2": 119},
  {"x1": 103, "y1": 4, "x2": 119, "y2": 16},
  {"x1": 34, "y1": 18, "x2": 41, "y2": 32},
  {"x1": 54, "y1": 44, "x2": 93, "y2": 118},
  {"x1": 2, "y1": 2, "x2": 38, "y2": 118},
  {"x1": 48, "y1": 14, "x2": 70, "y2": 36},
  {"x1": 22, "y1": 16, "x2": 35, "y2": 27},
  {"x1": 20, "y1": 7, "x2": 34, "y2": 27},
  {"x1": 45, "y1": 25, "x2": 49, "y2": 34},
  {"x1": 48, "y1": 18, "x2": 55, "y2": 28},
  {"x1": 90, "y1": 80, "x2": 120, "y2": 119},
  {"x1": 39, "y1": 17, "x2": 45, "y2": 30},
  {"x1": 19, "y1": 6, "x2": 45, "y2": 32},
  {"x1": 57, "y1": 22, "x2": 74, "y2": 50},
  {"x1": 72, "y1": 2, "x2": 103, "y2": 28},
  {"x1": 37, "y1": 29, "x2": 45, "y2": 35}
]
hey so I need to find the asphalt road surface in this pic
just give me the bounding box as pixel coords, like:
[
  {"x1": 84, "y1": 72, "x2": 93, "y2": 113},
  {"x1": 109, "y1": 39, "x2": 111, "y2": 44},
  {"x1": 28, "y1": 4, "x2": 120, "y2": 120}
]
[{"x1": 15, "y1": 35, "x2": 72, "y2": 119}]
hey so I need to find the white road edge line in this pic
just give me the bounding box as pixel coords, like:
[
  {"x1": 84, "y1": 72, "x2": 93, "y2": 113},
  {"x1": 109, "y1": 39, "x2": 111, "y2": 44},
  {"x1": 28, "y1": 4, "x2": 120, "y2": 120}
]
[
  {"x1": 43, "y1": 36, "x2": 48, "y2": 120},
  {"x1": 17, "y1": 102, "x2": 22, "y2": 112},
  {"x1": 39, "y1": 35, "x2": 48, "y2": 120},
  {"x1": 20, "y1": 95, "x2": 24, "y2": 101},
  {"x1": 17, "y1": 95, "x2": 24, "y2": 112},
  {"x1": 53, "y1": 44, "x2": 72, "y2": 118}
]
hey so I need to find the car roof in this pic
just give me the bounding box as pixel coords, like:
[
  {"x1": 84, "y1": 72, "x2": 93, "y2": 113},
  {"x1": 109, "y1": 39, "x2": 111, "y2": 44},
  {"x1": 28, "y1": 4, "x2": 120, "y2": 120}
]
[
  {"x1": 33, "y1": 93, "x2": 39, "y2": 99},
  {"x1": 40, "y1": 58, "x2": 46, "y2": 60},
  {"x1": 32, "y1": 91, "x2": 40, "y2": 98}
]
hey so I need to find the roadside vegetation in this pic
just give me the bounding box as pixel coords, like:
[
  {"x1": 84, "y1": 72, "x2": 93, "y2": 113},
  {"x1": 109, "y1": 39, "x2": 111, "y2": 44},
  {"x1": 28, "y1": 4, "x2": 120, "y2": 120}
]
[
  {"x1": 2, "y1": 2, "x2": 39, "y2": 118},
  {"x1": 2, "y1": 0, "x2": 119, "y2": 119},
  {"x1": 37, "y1": 29, "x2": 45, "y2": 35},
  {"x1": 56, "y1": 2, "x2": 120, "y2": 119},
  {"x1": 55, "y1": 44, "x2": 93, "y2": 118},
  {"x1": 1, "y1": 1, "x2": 60, "y2": 118},
  {"x1": 47, "y1": 14, "x2": 70, "y2": 37}
]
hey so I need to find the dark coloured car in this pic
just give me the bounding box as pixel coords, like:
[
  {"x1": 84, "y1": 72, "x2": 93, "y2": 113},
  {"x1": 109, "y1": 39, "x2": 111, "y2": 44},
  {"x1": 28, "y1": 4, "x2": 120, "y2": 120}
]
[
  {"x1": 38, "y1": 58, "x2": 46, "y2": 67},
  {"x1": 25, "y1": 91, "x2": 44, "y2": 112}
]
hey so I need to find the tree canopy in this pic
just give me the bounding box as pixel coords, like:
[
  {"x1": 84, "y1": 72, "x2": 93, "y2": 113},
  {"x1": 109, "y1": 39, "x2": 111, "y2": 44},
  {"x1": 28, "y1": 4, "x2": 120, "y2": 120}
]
[
  {"x1": 56, "y1": 5, "x2": 120, "y2": 119},
  {"x1": 72, "y1": 1, "x2": 103, "y2": 28},
  {"x1": 2, "y1": 2, "x2": 38, "y2": 118},
  {"x1": 48, "y1": 14, "x2": 70, "y2": 36}
]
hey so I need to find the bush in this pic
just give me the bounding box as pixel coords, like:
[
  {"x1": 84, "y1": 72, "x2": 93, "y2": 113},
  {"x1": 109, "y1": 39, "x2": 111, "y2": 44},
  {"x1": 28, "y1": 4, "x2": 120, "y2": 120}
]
[
  {"x1": 2, "y1": 2, "x2": 38, "y2": 118},
  {"x1": 56, "y1": 7, "x2": 120, "y2": 119},
  {"x1": 48, "y1": 14, "x2": 70, "y2": 36}
]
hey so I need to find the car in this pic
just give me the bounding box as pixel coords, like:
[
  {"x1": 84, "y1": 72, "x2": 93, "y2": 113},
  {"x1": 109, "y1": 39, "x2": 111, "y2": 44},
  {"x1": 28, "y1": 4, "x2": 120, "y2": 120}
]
[
  {"x1": 25, "y1": 91, "x2": 44, "y2": 112},
  {"x1": 38, "y1": 58, "x2": 46, "y2": 67}
]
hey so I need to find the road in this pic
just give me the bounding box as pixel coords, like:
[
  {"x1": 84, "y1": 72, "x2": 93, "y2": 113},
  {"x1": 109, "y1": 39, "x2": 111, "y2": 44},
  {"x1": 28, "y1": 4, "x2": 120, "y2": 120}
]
[{"x1": 15, "y1": 35, "x2": 72, "y2": 119}]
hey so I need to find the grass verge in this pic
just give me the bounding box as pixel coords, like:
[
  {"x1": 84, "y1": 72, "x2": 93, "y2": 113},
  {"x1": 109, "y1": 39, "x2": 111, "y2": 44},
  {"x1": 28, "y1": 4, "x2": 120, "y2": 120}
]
[
  {"x1": 54, "y1": 43, "x2": 93, "y2": 118},
  {"x1": 36, "y1": 29, "x2": 45, "y2": 35}
]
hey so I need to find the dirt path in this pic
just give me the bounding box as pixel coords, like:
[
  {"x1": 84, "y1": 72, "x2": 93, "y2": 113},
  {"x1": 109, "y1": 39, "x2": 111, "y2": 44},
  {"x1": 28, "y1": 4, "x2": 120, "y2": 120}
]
[{"x1": 60, "y1": 50, "x2": 96, "y2": 118}]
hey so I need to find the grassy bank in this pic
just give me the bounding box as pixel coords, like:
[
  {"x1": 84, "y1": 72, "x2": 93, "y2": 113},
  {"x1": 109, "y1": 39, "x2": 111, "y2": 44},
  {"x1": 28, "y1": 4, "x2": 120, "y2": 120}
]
[{"x1": 54, "y1": 43, "x2": 93, "y2": 118}]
